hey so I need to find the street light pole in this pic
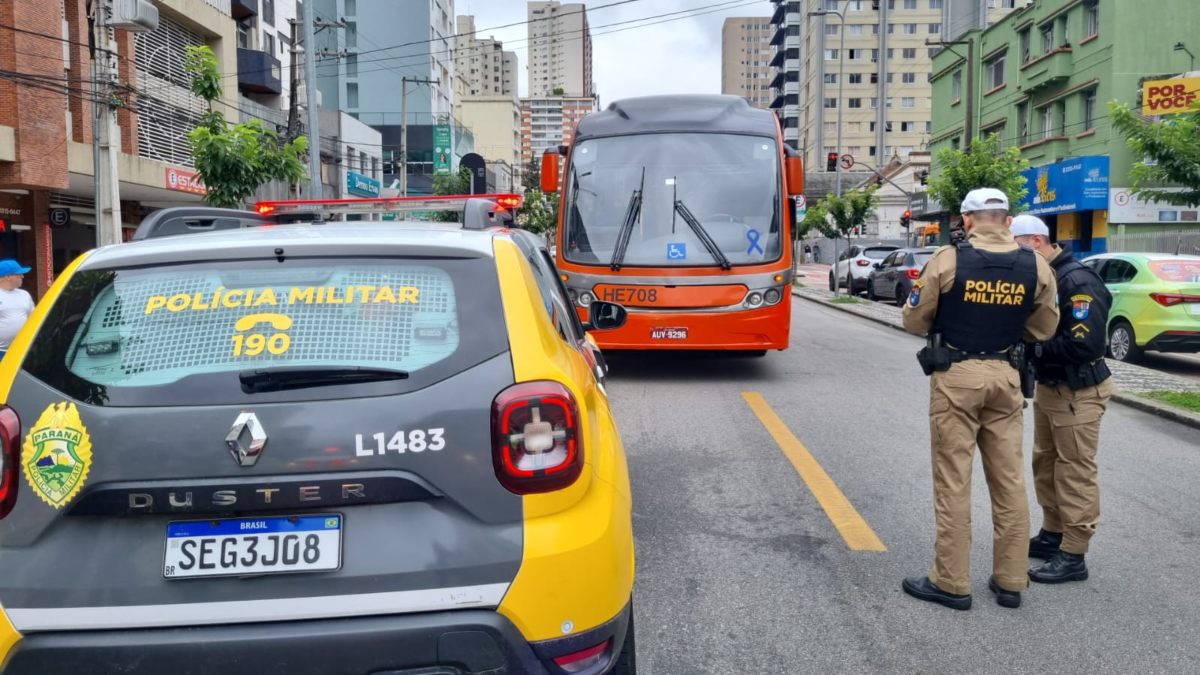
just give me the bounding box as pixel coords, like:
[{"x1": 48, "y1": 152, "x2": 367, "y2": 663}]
[
  {"x1": 811, "y1": 4, "x2": 848, "y2": 295},
  {"x1": 399, "y1": 77, "x2": 438, "y2": 197}
]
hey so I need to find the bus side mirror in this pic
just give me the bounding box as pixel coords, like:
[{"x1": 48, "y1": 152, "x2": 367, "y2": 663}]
[
  {"x1": 541, "y1": 151, "x2": 560, "y2": 194},
  {"x1": 785, "y1": 156, "x2": 804, "y2": 197}
]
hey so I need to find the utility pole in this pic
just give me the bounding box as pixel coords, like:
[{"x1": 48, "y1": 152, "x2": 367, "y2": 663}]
[
  {"x1": 301, "y1": 0, "x2": 322, "y2": 198},
  {"x1": 400, "y1": 77, "x2": 439, "y2": 197},
  {"x1": 929, "y1": 37, "x2": 975, "y2": 150},
  {"x1": 286, "y1": 18, "x2": 300, "y2": 145},
  {"x1": 92, "y1": 0, "x2": 123, "y2": 247}
]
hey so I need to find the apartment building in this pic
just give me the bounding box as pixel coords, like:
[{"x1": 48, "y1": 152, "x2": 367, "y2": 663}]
[
  {"x1": 944, "y1": 0, "x2": 1033, "y2": 41},
  {"x1": 930, "y1": 0, "x2": 1200, "y2": 255},
  {"x1": 519, "y1": 96, "x2": 596, "y2": 174},
  {"x1": 527, "y1": 1, "x2": 594, "y2": 98},
  {"x1": 455, "y1": 16, "x2": 518, "y2": 98},
  {"x1": 0, "y1": 0, "x2": 239, "y2": 298},
  {"x1": 721, "y1": 17, "x2": 776, "y2": 109},
  {"x1": 770, "y1": 0, "x2": 1028, "y2": 173}
]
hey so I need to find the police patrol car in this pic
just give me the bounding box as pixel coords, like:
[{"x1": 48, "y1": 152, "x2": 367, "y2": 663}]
[{"x1": 0, "y1": 195, "x2": 636, "y2": 674}]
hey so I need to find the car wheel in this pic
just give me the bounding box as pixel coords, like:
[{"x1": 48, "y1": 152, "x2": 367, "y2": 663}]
[
  {"x1": 828, "y1": 273, "x2": 836, "y2": 292},
  {"x1": 895, "y1": 286, "x2": 906, "y2": 308},
  {"x1": 1108, "y1": 321, "x2": 1143, "y2": 362},
  {"x1": 867, "y1": 281, "x2": 877, "y2": 302},
  {"x1": 611, "y1": 608, "x2": 637, "y2": 674}
]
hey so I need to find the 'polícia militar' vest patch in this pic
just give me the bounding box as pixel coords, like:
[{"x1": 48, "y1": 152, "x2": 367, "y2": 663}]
[{"x1": 933, "y1": 243, "x2": 1038, "y2": 353}]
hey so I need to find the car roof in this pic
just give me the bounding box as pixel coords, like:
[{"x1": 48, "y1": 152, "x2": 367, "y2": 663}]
[
  {"x1": 79, "y1": 222, "x2": 506, "y2": 272},
  {"x1": 574, "y1": 94, "x2": 778, "y2": 140}
]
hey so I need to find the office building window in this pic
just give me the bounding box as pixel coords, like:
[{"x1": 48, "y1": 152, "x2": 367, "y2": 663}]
[
  {"x1": 904, "y1": 0, "x2": 917, "y2": 8},
  {"x1": 826, "y1": 23, "x2": 839, "y2": 35},
  {"x1": 344, "y1": 0, "x2": 356, "y2": 15},
  {"x1": 347, "y1": 83, "x2": 359, "y2": 108},
  {"x1": 901, "y1": 121, "x2": 914, "y2": 132},
  {"x1": 346, "y1": 21, "x2": 357, "y2": 49},
  {"x1": 902, "y1": 48, "x2": 916, "y2": 58},
  {"x1": 1020, "y1": 29, "x2": 1031, "y2": 62},
  {"x1": 870, "y1": 97, "x2": 879, "y2": 108},
  {"x1": 1041, "y1": 24, "x2": 1054, "y2": 54},
  {"x1": 848, "y1": 24, "x2": 864, "y2": 35},
  {"x1": 929, "y1": 23, "x2": 941, "y2": 34},
  {"x1": 1085, "y1": 1, "x2": 1099, "y2": 37},
  {"x1": 902, "y1": 97, "x2": 915, "y2": 108},
  {"x1": 929, "y1": 0, "x2": 943, "y2": 8},
  {"x1": 886, "y1": 73, "x2": 894, "y2": 84},
  {"x1": 849, "y1": 73, "x2": 862, "y2": 84},
  {"x1": 262, "y1": 0, "x2": 274, "y2": 25},
  {"x1": 985, "y1": 53, "x2": 1006, "y2": 89},
  {"x1": 904, "y1": 24, "x2": 917, "y2": 35},
  {"x1": 262, "y1": 31, "x2": 274, "y2": 55},
  {"x1": 1041, "y1": 106, "x2": 1054, "y2": 139},
  {"x1": 824, "y1": 74, "x2": 838, "y2": 84},
  {"x1": 825, "y1": 0, "x2": 839, "y2": 10},
  {"x1": 848, "y1": 98, "x2": 863, "y2": 108},
  {"x1": 952, "y1": 70, "x2": 962, "y2": 100},
  {"x1": 824, "y1": 98, "x2": 838, "y2": 108},
  {"x1": 825, "y1": 49, "x2": 839, "y2": 60},
  {"x1": 902, "y1": 72, "x2": 916, "y2": 84}
]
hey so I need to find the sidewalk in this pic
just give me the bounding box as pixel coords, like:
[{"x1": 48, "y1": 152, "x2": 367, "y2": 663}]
[{"x1": 792, "y1": 283, "x2": 1200, "y2": 430}]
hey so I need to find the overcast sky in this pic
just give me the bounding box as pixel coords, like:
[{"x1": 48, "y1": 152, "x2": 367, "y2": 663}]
[{"x1": 458, "y1": 0, "x2": 772, "y2": 104}]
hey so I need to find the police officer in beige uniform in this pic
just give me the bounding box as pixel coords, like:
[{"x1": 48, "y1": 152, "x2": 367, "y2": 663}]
[
  {"x1": 901, "y1": 189, "x2": 1059, "y2": 610},
  {"x1": 1011, "y1": 214, "x2": 1114, "y2": 584}
]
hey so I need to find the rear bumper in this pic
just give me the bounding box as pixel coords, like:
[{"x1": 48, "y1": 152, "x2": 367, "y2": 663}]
[
  {"x1": 584, "y1": 301, "x2": 790, "y2": 350},
  {"x1": 2, "y1": 604, "x2": 631, "y2": 675},
  {"x1": 1145, "y1": 330, "x2": 1200, "y2": 353}
]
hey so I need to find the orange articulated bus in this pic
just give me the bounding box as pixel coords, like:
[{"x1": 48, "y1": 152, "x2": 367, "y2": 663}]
[{"x1": 544, "y1": 95, "x2": 804, "y2": 354}]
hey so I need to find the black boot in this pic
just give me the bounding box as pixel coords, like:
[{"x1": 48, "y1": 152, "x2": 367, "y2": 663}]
[
  {"x1": 988, "y1": 576, "x2": 1021, "y2": 609},
  {"x1": 1029, "y1": 551, "x2": 1088, "y2": 584},
  {"x1": 1029, "y1": 529, "x2": 1062, "y2": 560},
  {"x1": 902, "y1": 576, "x2": 972, "y2": 610}
]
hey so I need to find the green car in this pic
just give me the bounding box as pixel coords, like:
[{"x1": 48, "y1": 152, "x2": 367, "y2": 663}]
[{"x1": 1082, "y1": 253, "x2": 1200, "y2": 361}]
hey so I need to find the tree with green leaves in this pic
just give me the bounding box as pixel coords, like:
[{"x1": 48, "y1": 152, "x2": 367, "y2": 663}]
[
  {"x1": 1109, "y1": 100, "x2": 1200, "y2": 207},
  {"x1": 428, "y1": 166, "x2": 473, "y2": 222},
  {"x1": 927, "y1": 133, "x2": 1030, "y2": 216},
  {"x1": 184, "y1": 46, "x2": 308, "y2": 209},
  {"x1": 518, "y1": 189, "x2": 559, "y2": 235},
  {"x1": 795, "y1": 199, "x2": 828, "y2": 241},
  {"x1": 818, "y1": 187, "x2": 879, "y2": 240}
]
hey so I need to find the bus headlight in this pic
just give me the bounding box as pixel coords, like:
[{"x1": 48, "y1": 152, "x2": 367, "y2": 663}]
[
  {"x1": 744, "y1": 291, "x2": 764, "y2": 308},
  {"x1": 764, "y1": 288, "x2": 782, "y2": 305},
  {"x1": 578, "y1": 291, "x2": 595, "y2": 307}
]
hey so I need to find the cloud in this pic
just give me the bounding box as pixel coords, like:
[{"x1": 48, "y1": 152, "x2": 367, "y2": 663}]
[{"x1": 459, "y1": 0, "x2": 771, "y2": 102}]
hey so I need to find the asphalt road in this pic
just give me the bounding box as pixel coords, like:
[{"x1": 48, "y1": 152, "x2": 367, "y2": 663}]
[{"x1": 606, "y1": 298, "x2": 1200, "y2": 674}]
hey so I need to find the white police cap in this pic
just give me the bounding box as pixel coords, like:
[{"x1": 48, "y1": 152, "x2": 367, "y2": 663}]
[{"x1": 960, "y1": 188, "x2": 1010, "y2": 214}]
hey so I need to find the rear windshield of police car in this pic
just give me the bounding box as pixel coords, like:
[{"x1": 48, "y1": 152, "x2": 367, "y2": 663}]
[{"x1": 21, "y1": 257, "x2": 507, "y2": 406}]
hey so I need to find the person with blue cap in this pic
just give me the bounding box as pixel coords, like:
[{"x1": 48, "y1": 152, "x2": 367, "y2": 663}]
[
  {"x1": 0, "y1": 259, "x2": 34, "y2": 360},
  {"x1": 900, "y1": 189, "x2": 1059, "y2": 611},
  {"x1": 1011, "y1": 213, "x2": 1113, "y2": 586}
]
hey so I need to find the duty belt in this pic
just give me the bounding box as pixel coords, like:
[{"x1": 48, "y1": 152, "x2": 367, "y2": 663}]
[{"x1": 949, "y1": 350, "x2": 1009, "y2": 362}]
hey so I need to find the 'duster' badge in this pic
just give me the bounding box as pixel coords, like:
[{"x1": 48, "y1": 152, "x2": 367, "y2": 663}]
[{"x1": 22, "y1": 402, "x2": 94, "y2": 509}]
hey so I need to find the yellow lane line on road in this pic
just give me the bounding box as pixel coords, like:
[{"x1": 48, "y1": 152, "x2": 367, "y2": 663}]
[{"x1": 742, "y1": 392, "x2": 887, "y2": 552}]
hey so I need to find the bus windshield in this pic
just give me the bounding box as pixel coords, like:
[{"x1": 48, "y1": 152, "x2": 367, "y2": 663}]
[{"x1": 563, "y1": 133, "x2": 781, "y2": 267}]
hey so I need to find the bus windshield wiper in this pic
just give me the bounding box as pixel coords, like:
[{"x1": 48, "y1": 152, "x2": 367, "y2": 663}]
[
  {"x1": 673, "y1": 199, "x2": 731, "y2": 270},
  {"x1": 239, "y1": 366, "x2": 410, "y2": 393},
  {"x1": 609, "y1": 167, "x2": 645, "y2": 271}
]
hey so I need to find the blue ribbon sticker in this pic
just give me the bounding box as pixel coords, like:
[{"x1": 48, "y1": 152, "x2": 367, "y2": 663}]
[{"x1": 746, "y1": 229, "x2": 764, "y2": 255}]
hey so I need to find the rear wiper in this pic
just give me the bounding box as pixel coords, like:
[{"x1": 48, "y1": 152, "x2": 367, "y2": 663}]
[
  {"x1": 673, "y1": 199, "x2": 731, "y2": 270},
  {"x1": 609, "y1": 167, "x2": 646, "y2": 271},
  {"x1": 239, "y1": 366, "x2": 410, "y2": 393}
]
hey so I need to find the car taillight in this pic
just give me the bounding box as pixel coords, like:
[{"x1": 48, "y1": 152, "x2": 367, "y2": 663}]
[
  {"x1": 906, "y1": 269, "x2": 921, "y2": 280},
  {"x1": 492, "y1": 382, "x2": 583, "y2": 495},
  {"x1": 552, "y1": 639, "x2": 611, "y2": 673},
  {"x1": 0, "y1": 406, "x2": 20, "y2": 519},
  {"x1": 1151, "y1": 293, "x2": 1200, "y2": 307},
  {"x1": 856, "y1": 259, "x2": 871, "y2": 266}
]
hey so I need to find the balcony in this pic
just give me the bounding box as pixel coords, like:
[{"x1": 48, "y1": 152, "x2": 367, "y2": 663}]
[
  {"x1": 231, "y1": 0, "x2": 256, "y2": 20},
  {"x1": 237, "y1": 48, "x2": 282, "y2": 95},
  {"x1": 1020, "y1": 48, "x2": 1072, "y2": 94}
]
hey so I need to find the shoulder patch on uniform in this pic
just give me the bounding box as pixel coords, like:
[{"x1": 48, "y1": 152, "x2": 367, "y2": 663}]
[
  {"x1": 908, "y1": 279, "x2": 924, "y2": 307},
  {"x1": 1070, "y1": 294, "x2": 1093, "y2": 320},
  {"x1": 1070, "y1": 322, "x2": 1090, "y2": 339}
]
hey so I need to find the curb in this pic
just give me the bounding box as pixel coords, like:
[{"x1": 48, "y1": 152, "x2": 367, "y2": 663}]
[{"x1": 792, "y1": 288, "x2": 1200, "y2": 432}]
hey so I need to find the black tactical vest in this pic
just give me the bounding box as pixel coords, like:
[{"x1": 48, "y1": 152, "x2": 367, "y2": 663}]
[{"x1": 932, "y1": 242, "x2": 1038, "y2": 353}]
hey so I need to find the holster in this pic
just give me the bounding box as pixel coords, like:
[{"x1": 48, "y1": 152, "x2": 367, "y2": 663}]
[
  {"x1": 1009, "y1": 343, "x2": 1035, "y2": 398},
  {"x1": 917, "y1": 334, "x2": 952, "y2": 376},
  {"x1": 1065, "y1": 359, "x2": 1111, "y2": 390}
]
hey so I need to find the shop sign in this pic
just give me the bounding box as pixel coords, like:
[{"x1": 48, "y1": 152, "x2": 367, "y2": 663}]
[
  {"x1": 1109, "y1": 188, "x2": 1200, "y2": 224},
  {"x1": 346, "y1": 171, "x2": 381, "y2": 198},
  {"x1": 1141, "y1": 77, "x2": 1200, "y2": 116},
  {"x1": 165, "y1": 167, "x2": 207, "y2": 195},
  {"x1": 1021, "y1": 156, "x2": 1109, "y2": 217}
]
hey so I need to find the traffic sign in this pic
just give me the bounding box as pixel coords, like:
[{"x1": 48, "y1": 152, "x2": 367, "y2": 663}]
[
  {"x1": 794, "y1": 195, "x2": 807, "y2": 222},
  {"x1": 48, "y1": 207, "x2": 70, "y2": 228},
  {"x1": 840, "y1": 154, "x2": 855, "y2": 170}
]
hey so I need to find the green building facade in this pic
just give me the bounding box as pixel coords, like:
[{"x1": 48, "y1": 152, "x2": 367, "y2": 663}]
[{"x1": 929, "y1": 0, "x2": 1200, "y2": 255}]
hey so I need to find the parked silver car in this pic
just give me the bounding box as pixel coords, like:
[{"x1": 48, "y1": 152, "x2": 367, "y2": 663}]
[
  {"x1": 867, "y1": 247, "x2": 937, "y2": 306},
  {"x1": 830, "y1": 244, "x2": 900, "y2": 294}
]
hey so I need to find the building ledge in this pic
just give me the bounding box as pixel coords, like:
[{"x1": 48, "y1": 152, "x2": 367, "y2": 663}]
[
  {"x1": 1019, "y1": 135, "x2": 1068, "y2": 151},
  {"x1": 984, "y1": 83, "x2": 1008, "y2": 97},
  {"x1": 1079, "y1": 34, "x2": 1099, "y2": 46},
  {"x1": 1021, "y1": 47, "x2": 1073, "y2": 72},
  {"x1": 1076, "y1": 129, "x2": 1097, "y2": 139}
]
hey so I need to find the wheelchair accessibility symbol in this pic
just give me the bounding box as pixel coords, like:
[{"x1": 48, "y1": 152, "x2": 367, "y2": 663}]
[{"x1": 667, "y1": 242, "x2": 687, "y2": 260}]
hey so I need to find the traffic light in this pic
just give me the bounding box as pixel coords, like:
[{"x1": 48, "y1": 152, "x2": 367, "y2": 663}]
[
  {"x1": 826, "y1": 152, "x2": 839, "y2": 172},
  {"x1": 900, "y1": 209, "x2": 912, "y2": 229},
  {"x1": 918, "y1": 170, "x2": 929, "y2": 186}
]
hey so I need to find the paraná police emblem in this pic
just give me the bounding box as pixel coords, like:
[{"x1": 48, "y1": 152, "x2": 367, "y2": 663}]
[
  {"x1": 1071, "y1": 294, "x2": 1092, "y2": 320},
  {"x1": 909, "y1": 279, "x2": 924, "y2": 307},
  {"x1": 22, "y1": 402, "x2": 94, "y2": 509}
]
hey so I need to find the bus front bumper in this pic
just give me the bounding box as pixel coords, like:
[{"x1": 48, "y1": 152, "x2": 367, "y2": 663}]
[{"x1": 582, "y1": 301, "x2": 790, "y2": 351}]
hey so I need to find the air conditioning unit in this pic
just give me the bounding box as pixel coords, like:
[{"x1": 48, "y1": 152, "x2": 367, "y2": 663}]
[{"x1": 111, "y1": 0, "x2": 159, "y2": 32}]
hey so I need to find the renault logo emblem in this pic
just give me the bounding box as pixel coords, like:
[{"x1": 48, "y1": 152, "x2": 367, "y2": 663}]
[{"x1": 226, "y1": 412, "x2": 267, "y2": 467}]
